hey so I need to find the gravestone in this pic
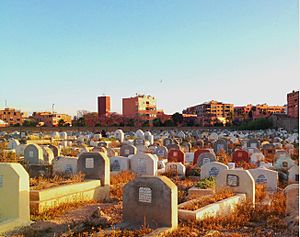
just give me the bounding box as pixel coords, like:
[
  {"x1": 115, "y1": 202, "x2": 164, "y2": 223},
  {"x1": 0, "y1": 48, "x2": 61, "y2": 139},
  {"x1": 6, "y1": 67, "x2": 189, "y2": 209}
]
[
  {"x1": 144, "y1": 131, "x2": 154, "y2": 145},
  {"x1": 93, "y1": 133, "x2": 102, "y2": 141},
  {"x1": 185, "y1": 152, "x2": 194, "y2": 164},
  {"x1": 213, "y1": 139, "x2": 228, "y2": 154},
  {"x1": 15, "y1": 144, "x2": 26, "y2": 156},
  {"x1": 134, "y1": 138, "x2": 145, "y2": 146},
  {"x1": 136, "y1": 145, "x2": 147, "y2": 154},
  {"x1": 209, "y1": 132, "x2": 218, "y2": 141},
  {"x1": 59, "y1": 132, "x2": 67, "y2": 140},
  {"x1": 247, "y1": 139, "x2": 259, "y2": 149},
  {"x1": 177, "y1": 131, "x2": 186, "y2": 140},
  {"x1": 165, "y1": 162, "x2": 186, "y2": 176},
  {"x1": 248, "y1": 167, "x2": 278, "y2": 191},
  {"x1": 181, "y1": 141, "x2": 191, "y2": 152},
  {"x1": 107, "y1": 148, "x2": 118, "y2": 157},
  {"x1": 193, "y1": 149, "x2": 212, "y2": 165},
  {"x1": 77, "y1": 152, "x2": 110, "y2": 186},
  {"x1": 196, "y1": 139, "x2": 204, "y2": 148},
  {"x1": 24, "y1": 144, "x2": 44, "y2": 164},
  {"x1": 110, "y1": 156, "x2": 130, "y2": 173},
  {"x1": 200, "y1": 161, "x2": 229, "y2": 179},
  {"x1": 197, "y1": 152, "x2": 217, "y2": 167},
  {"x1": 250, "y1": 152, "x2": 265, "y2": 164},
  {"x1": 0, "y1": 163, "x2": 30, "y2": 233},
  {"x1": 42, "y1": 146, "x2": 54, "y2": 164},
  {"x1": 274, "y1": 150, "x2": 290, "y2": 160},
  {"x1": 123, "y1": 176, "x2": 177, "y2": 228},
  {"x1": 216, "y1": 169, "x2": 255, "y2": 204},
  {"x1": 148, "y1": 145, "x2": 157, "y2": 154},
  {"x1": 120, "y1": 144, "x2": 137, "y2": 157},
  {"x1": 274, "y1": 156, "x2": 295, "y2": 170},
  {"x1": 130, "y1": 153, "x2": 158, "y2": 176},
  {"x1": 155, "y1": 146, "x2": 168, "y2": 158},
  {"x1": 115, "y1": 129, "x2": 125, "y2": 143},
  {"x1": 163, "y1": 138, "x2": 173, "y2": 147},
  {"x1": 53, "y1": 156, "x2": 78, "y2": 175},
  {"x1": 167, "y1": 143, "x2": 181, "y2": 151},
  {"x1": 288, "y1": 165, "x2": 299, "y2": 184},
  {"x1": 232, "y1": 149, "x2": 250, "y2": 163},
  {"x1": 167, "y1": 149, "x2": 185, "y2": 164},
  {"x1": 135, "y1": 129, "x2": 144, "y2": 139},
  {"x1": 48, "y1": 144, "x2": 60, "y2": 158},
  {"x1": 7, "y1": 139, "x2": 20, "y2": 150},
  {"x1": 284, "y1": 184, "x2": 299, "y2": 217}
]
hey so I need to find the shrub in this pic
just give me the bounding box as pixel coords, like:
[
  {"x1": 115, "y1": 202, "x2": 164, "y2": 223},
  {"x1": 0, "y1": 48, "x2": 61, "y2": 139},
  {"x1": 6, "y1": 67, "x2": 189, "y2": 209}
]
[{"x1": 195, "y1": 177, "x2": 216, "y2": 189}]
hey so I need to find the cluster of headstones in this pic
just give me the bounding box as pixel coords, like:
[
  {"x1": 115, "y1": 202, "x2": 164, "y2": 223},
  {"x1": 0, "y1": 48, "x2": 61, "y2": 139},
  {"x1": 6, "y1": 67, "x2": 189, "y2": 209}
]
[{"x1": 0, "y1": 128, "x2": 299, "y2": 233}]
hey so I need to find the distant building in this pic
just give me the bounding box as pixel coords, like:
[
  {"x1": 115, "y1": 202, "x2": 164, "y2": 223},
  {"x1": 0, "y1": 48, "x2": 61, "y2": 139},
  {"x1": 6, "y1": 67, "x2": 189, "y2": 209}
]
[
  {"x1": 122, "y1": 95, "x2": 158, "y2": 121},
  {"x1": 0, "y1": 108, "x2": 27, "y2": 126},
  {"x1": 234, "y1": 105, "x2": 253, "y2": 122},
  {"x1": 234, "y1": 104, "x2": 285, "y2": 122},
  {"x1": 32, "y1": 112, "x2": 72, "y2": 127},
  {"x1": 287, "y1": 90, "x2": 299, "y2": 118},
  {"x1": 251, "y1": 104, "x2": 285, "y2": 120},
  {"x1": 98, "y1": 96, "x2": 111, "y2": 119},
  {"x1": 156, "y1": 111, "x2": 172, "y2": 123},
  {"x1": 183, "y1": 100, "x2": 234, "y2": 126}
]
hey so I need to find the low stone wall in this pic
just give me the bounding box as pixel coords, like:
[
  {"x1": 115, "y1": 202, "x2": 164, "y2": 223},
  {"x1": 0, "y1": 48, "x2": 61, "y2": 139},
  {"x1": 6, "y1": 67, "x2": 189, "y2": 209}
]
[
  {"x1": 30, "y1": 180, "x2": 109, "y2": 214},
  {"x1": 178, "y1": 194, "x2": 246, "y2": 221}
]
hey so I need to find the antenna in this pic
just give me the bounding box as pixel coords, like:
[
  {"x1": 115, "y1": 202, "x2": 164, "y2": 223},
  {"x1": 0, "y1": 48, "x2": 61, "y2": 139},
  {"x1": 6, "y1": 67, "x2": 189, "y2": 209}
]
[
  {"x1": 5, "y1": 99, "x2": 7, "y2": 108},
  {"x1": 52, "y1": 104, "x2": 55, "y2": 113}
]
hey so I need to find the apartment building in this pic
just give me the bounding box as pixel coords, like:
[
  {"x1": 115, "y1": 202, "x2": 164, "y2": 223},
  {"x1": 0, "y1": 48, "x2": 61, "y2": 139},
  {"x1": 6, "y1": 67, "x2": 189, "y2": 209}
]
[
  {"x1": 183, "y1": 100, "x2": 234, "y2": 126},
  {"x1": 122, "y1": 95, "x2": 158, "y2": 121},
  {"x1": 287, "y1": 90, "x2": 299, "y2": 118},
  {"x1": 32, "y1": 112, "x2": 72, "y2": 127},
  {"x1": 0, "y1": 108, "x2": 27, "y2": 126}
]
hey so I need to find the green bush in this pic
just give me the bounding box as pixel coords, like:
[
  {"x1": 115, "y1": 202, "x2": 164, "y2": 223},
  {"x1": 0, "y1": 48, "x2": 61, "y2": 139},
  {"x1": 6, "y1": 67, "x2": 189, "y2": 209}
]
[{"x1": 195, "y1": 177, "x2": 216, "y2": 189}]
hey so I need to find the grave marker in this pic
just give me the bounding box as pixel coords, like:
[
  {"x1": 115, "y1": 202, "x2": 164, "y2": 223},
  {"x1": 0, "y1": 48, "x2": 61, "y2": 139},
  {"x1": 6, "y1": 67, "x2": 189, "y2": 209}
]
[{"x1": 123, "y1": 176, "x2": 178, "y2": 228}]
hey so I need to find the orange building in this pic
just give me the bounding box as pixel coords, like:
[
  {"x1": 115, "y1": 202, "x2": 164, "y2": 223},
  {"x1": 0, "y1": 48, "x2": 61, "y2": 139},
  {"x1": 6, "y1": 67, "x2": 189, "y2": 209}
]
[
  {"x1": 183, "y1": 100, "x2": 234, "y2": 126},
  {"x1": 252, "y1": 104, "x2": 285, "y2": 120},
  {"x1": 287, "y1": 90, "x2": 299, "y2": 118},
  {"x1": 122, "y1": 95, "x2": 158, "y2": 121},
  {"x1": 98, "y1": 96, "x2": 110, "y2": 119},
  {"x1": 0, "y1": 108, "x2": 27, "y2": 126},
  {"x1": 32, "y1": 112, "x2": 72, "y2": 127}
]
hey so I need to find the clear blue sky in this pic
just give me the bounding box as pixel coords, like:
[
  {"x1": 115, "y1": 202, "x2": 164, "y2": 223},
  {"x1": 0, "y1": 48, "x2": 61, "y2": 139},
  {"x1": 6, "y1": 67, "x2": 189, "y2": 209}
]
[{"x1": 0, "y1": 0, "x2": 299, "y2": 116}]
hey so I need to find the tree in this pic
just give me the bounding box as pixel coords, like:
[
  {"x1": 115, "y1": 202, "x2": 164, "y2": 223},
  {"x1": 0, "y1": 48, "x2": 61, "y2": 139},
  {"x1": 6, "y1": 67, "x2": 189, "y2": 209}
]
[
  {"x1": 58, "y1": 119, "x2": 65, "y2": 127},
  {"x1": 152, "y1": 118, "x2": 163, "y2": 127},
  {"x1": 163, "y1": 119, "x2": 174, "y2": 127},
  {"x1": 75, "y1": 117, "x2": 85, "y2": 127},
  {"x1": 23, "y1": 119, "x2": 37, "y2": 127},
  {"x1": 172, "y1": 112, "x2": 183, "y2": 126}
]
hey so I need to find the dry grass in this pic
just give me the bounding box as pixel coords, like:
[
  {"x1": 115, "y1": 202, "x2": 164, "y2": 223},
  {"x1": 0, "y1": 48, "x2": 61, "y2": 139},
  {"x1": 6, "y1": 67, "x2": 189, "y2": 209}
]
[
  {"x1": 216, "y1": 152, "x2": 230, "y2": 164},
  {"x1": 31, "y1": 199, "x2": 97, "y2": 221},
  {"x1": 0, "y1": 150, "x2": 21, "y2": 163},
  {"x1": 110, "y1": 171, "x2": 136, "y2": 201},
  {"x1": 30, "y1": 172, "x2": 85, "y2": 190},
  {"x1": 181, "y1": 188, "x2": 235, "y2": 211},
  {"x1": 163, "y1": 190, "x2": 289, "y2": 237},
  {"x1": 235, "y1": 161, "x2": 257, "y2": 170},
  {"x1": 61, "y1": 147, "x2": 80, "y2": 157},
  {"x1": 255, "y1": 184, "x2": 267, "y2": 202}
]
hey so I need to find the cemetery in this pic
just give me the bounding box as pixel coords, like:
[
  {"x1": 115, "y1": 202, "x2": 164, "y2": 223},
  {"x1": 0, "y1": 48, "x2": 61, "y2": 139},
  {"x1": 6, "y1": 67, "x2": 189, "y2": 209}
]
[{"x1": 0, "y1": 128, "x2": 299, "y2": 236}]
